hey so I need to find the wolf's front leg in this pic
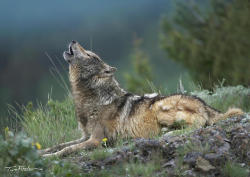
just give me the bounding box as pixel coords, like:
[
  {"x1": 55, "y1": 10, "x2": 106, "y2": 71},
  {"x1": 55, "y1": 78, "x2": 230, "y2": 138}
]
[
  {"x1": 42, "y1": 124, "x2": 104, "y2": 157},
  {"x1": 39, "y1": 122, "x2": 89, "y2": 155},
  {"x1": 42, "y1": 136, "x2": 101, "y2": 157},
  {"x1": 38, "y1": 136, "x2": 87, "y2": 155}
]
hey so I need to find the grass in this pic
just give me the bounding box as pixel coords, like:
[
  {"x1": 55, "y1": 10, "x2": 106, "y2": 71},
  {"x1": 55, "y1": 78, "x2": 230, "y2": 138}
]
[
  {"x1": 173, "y1": 140, "x2": 212, "y2": 176},
  {"x1": 177, "y1": 140, "x2": 211, "y2": 156},
  {"x1": 88, "y1": 148, "x2": 113, "y2": 161},
  {"x1": 85, "y1": 160, "x2": 162, "y2": 177},
  {"x1": 11, "y1": 96, "x2": 81, "y2": 149},
  {"x1": 222, "y1": 162, "x2": 249, "y2": 177},
  {"x1": 122, "y1": 161, "x2": 161, "y2": 177},
  {"x1": 191, "y1": 85, "x2": 250, "y2": 112}
]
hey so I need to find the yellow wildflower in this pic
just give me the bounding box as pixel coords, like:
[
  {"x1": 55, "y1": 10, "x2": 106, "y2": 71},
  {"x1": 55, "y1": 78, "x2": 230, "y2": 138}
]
[
  {"x1": 102, "y1": 138, "x2": 108, "y2": 142},
  {"x1": 5, "y1": 127, "x2": 9, "y2": 132},
  {"x1": 35, "y1": 142, "x2": 41, "y2": 150},
  {"x1": 32, "y1": 142, "x2": 41, "y2": 150},
  {"x1": 4, "y1": 127, "x2": 10, "y2": 138}
]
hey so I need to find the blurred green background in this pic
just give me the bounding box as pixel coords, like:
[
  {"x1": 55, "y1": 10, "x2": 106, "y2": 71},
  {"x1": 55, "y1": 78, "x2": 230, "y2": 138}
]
[
  {"x1": 0, "y1": 0, "x2": 181, "y2": 117},
  {"x1": 0, "y1": 0, "x2": 249, "y2": 119}
]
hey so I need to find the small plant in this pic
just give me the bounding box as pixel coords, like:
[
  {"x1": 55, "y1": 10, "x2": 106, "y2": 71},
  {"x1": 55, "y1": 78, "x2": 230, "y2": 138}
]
[
  {"x1": 125, "y1": 162, "x2": 160, "y2": 177},
  {"x1": 169, "y1": 126, "x2": 196, "y2": 137},
  {"x1": 89, "y1": 148, "x2": 112, "y2": 161},
  {"x1": 102, "y1": 137, "x2": 108, "y2": 148},
  {"x1": 169, "y1": 120, "x2": 188, "y2": 130},
  {"x1": 114, "y1": 160, "x2": 161, "y2": 177},
  {"x1": 222, "y1": 162, "x2": 249, "y2": 177},
  {"x1": 48, "y1": 160, "x2": 83, "y2": 177},
  {"x1": 177, "y1": 139, "x2": 211, "y2": 156}
]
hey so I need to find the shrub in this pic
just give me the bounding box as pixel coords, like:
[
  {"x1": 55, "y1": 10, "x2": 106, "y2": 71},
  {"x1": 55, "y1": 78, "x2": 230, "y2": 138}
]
[
  {"x1": 0, "y1": 128, "x2": 83, "y2": 177},
  {"x1": 0, "y1": 128, "x2": 44, "y2": 176},
  {"x1": 161, "y1": 0, "x2": 250, "y2": 89},
  {"x1": 191, "y1": 85, "x2": 250, "y2": 112}
]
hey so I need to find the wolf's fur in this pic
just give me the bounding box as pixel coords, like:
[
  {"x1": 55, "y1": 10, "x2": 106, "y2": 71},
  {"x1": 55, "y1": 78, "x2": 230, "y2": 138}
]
[{"x1": 41, "y1": 41, "x2": 243, "y2": 157}]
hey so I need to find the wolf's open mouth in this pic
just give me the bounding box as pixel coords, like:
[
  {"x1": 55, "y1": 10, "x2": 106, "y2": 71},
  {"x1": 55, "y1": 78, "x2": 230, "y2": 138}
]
[
  {"x1": 65, "y1": 43, "x2": 74, "y2": 56},
  {"x1": 69, "y1": 45, "x2": 73, "y2": 55},
  {"x1": 68, "y1": 45, "x2": 74, "y2": 55}
]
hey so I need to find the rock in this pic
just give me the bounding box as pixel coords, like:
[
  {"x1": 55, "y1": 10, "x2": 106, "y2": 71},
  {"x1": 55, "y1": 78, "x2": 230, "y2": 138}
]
[
  {"x1": 162, "y1": 159, "x2": 176, "y2": 168},
  {"x1": 183, "y1": 169, "x2": 198, "y2": 177},
  {"x1": 103, "y1": 154, "x2": 122, "y2": 165},
  {"x1": 67, "y1": 114, "x2": 250, "y2": 176},
  {"x1": 230, "y1": 124, "x2": 250, "y2": 163},
  {"x1": 195, "y1": 156, "x2": 215, "y2": 172},
  {"x1": 204, "y1": 153, "x2": 227, "y2": 167},
  {"x1": 184, "y1": 152, "x2": 203, "y2": 167},
  {"x1": 161, "y1": 127, "x2": 169, "y2": 133}
]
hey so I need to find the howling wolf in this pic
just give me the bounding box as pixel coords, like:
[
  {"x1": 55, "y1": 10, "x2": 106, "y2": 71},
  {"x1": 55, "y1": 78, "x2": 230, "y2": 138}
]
[{"x1": 40, "y1": 41, "x2": 243, "y2": 157}]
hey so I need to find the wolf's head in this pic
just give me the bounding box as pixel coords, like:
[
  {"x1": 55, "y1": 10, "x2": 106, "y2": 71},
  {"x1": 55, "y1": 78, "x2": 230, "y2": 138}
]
[{"x1": 63, "y1": 41, "x2": 117, "y2": 89}]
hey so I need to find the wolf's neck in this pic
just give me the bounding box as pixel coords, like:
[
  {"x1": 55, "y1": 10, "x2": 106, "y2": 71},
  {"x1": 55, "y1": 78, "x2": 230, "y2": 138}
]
[
  {"x1": 95, "y1": 81, "x2": 126, "y2": 105},
  {"x1": 71, "y1": 78, "x2": 126, "y2": 107}
]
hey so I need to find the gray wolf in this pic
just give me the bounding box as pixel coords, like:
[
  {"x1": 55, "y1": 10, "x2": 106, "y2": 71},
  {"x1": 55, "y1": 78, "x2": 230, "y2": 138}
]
[{"x1": 40, "y1": 41, "x2": 243, "y2": 157}]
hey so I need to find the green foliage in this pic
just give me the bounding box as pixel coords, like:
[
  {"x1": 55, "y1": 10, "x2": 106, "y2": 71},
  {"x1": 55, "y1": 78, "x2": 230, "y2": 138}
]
[
  {"x1": 0, "y1": 128, "x2": 84, "y2": 177},
  {"x1": 222, "y1": 162, "x2": 249, "y2": 177},
  {"x1": 86, "y1": 161, "x2": 161, "y2": 177},
  {"x1": 47, "y1": 160, "x2": 83, "y2": 177},
  {"x1": 17, "y1": 97, "x2": 81, "y2": 149},
  {"x1": 124, "y1": 38, "x2": 154, "y2": 94},
  {"x1": 161, "y1": 0, "x2": 250, "y2": 89},
  {"x1": 176, "y1": 140, "x2": 211, "y2": 158},
  {"x1": 89, "y1": 148, "x2": 112, "y2": 161},
  {"x1": 174, "y1": 139, "x2": 211, "y2": 176},
  {"x1": 169, "y1": 120, "x2": 188, "y2": 130},
  {"x1": 122, "y1": 161, "x2": 161, "y2": 177},
  {"x1": 0, "y1": 128, "x2": 44, "y2": 176},
  {"x1": 191, "y1": 85, "x2": 250, "y2": 112}
]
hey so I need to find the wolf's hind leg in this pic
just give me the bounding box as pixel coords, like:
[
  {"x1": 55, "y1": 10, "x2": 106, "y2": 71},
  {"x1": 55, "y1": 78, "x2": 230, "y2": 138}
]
[
  {"x1": 157, "y1": 109, "x2": 208, "y2": 128},
  {"x1": 153, "y1": 95, "x2": 212, "y2": 128},
  {"x1": 38, "y1": 136, "x2": 87, "y2": 155}
]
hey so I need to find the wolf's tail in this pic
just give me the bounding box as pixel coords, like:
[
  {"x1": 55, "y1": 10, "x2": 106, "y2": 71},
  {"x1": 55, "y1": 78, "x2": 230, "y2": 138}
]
[{"x1": 209, "y1": 108, "x2": 244, "y2": 125}]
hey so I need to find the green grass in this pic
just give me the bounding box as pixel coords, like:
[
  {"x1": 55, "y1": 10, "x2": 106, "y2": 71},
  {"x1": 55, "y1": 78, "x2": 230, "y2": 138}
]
[
  {"x1": 88, "y1": 148, "x2": 113, "y2": 161},
  {"x1": 13, "y1": 96, "x2": 81, "y2": 149},
  {"x1": 85, "y1": 160, "x2": 162, "y2": 177},
  {"x1": 191, "y1": 85, "x2": 250, "y2": 112},
  {"x1": 123, "y1": 161, "x2": 161, "y2": 177},
  {"x1": 222, "y1": 162, "x2": 249, "y2": 177}
]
